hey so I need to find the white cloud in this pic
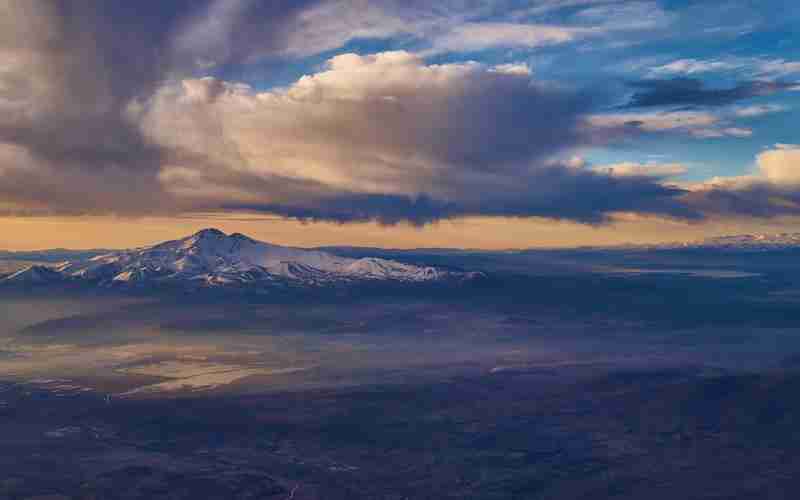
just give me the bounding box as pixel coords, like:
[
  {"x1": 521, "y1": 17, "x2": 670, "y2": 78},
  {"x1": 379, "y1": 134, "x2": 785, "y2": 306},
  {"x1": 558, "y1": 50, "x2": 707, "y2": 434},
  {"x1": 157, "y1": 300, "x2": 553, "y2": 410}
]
[
  {"x1": 171, "y1": 0, "x2": 252, "y2": 65},
  {"x1": 140, "y1": 51, "x2": 588, "y2": 210},
  {"x1": 279, "y1": 0, "x2": 430, "y2": 57},
  {"x1": 425, "y1": 1, "x2": 673, "y2": 56},
  {"x1": 426, "y1": 22, "x2": 591, "y2": 54},
  {"x1": 166, "y1": 0, "x2": 683, "y2": 66},
  {"x1": 757, "y1": 58, "x2": 800, "y2": 78},
  {"x1": 573, "y1": 1, "x2": 674, "y2": 30},
  {"x1": 758, "y1": 145, "x2": 800, "y2": 185},
  {"x1": 731, "y1": 104, "x2": 788, "y2": 117},
  {"x1": 690, "y1": 146, "x2": 800, "y2": 190},
  {"x1": 719, "y1": 127, "x2": 753, "y2": 138},
  {"x1": 177, "y1": 1, "x2": 594, "y2": 62},
  {"x1": 4, "y1": 0, "x2": 793, "y2": 224},
  {"x1": 678, "y1": 145, "x2": 800, "y2": 220},
  {"x1": 588, "y1": 108, "x2": 763, "y2": 139},
  {"x1": 508, "y1": 0, "x2": 614, "y2": 19},
  {"x1": 588, "y1": 110, "x2": 716, "y2": 134},
  {"x1": 592, "y1": 162, "x2": 688, "y2": 179},
  {"x1": 650, "y1": 58, "x2": 743, "y2": 76},
  {"x1": 692, "y1": 127, "x2": 752, "y2": 139},
  {"x1": 491, "y1": 63, "x2": 533, "y2": 76},
  {"x1": 648, "y1": 56, "x2": 800, "y2": 78},
  {"x1": 131, "y1": 51, "x2": 694, "y2": 223}
]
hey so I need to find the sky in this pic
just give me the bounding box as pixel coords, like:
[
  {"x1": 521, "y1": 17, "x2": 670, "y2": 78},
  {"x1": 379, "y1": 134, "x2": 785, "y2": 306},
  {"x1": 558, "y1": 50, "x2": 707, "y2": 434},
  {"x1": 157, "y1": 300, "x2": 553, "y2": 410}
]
[{"x1": 0, "y1": 0, "x2": 799, "y2": 250}]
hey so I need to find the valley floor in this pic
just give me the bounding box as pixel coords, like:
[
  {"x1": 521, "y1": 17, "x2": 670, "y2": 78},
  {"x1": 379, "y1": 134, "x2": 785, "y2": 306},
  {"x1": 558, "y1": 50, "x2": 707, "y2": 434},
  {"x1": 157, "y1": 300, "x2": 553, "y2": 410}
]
[{"x1": 2, "y1": 364, "x2": 799, "y2": 500}]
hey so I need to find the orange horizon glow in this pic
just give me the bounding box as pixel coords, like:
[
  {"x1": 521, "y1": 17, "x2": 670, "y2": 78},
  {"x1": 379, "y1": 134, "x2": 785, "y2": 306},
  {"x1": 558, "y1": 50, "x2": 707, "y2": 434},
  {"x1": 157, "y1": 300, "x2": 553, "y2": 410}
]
[{"x1": 1, "y1": 213, "x2": 798, "y2": 252}]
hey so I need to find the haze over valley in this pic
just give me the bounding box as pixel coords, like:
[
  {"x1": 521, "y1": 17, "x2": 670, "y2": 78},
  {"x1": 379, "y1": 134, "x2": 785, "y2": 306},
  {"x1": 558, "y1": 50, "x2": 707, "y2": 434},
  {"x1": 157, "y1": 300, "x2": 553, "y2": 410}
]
[{"x1": 4, "y1": 231, "x2": 800, "y2": 498}]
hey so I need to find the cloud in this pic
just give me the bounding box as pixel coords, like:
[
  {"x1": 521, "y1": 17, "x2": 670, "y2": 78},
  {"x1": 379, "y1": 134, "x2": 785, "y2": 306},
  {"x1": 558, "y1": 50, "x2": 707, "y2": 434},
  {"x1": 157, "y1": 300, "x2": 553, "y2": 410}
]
[
  {"x1": 0, "y1": 0, "x2": 186, "y2": 213},
  {"x1": 426, "y1": 22, "x2": 592, "y2": 54},
  {"x1": 508, "y1": 0, "x2": 618, "y2": 19},
  {"x1": 757, "y1": 146, "x2": 800, "y2": 185},
  {"x1": 572, "y1": 1, "x2": 673, "y2": 30},
  {"x1": 0, "y1": 0, "x2": 323, "y2": 215},
  {"x1": 424, "y1": 1, "x2": 674, "y2": 56},
  {"x1": 731, "y1": 104, "x2": 789, "y2": 118},
  {"x1": 650, "y1": 58, "x2": 743, "y2": 76},
  {"x1": 623, "y1": 78, "x2": 796, "y2": 108},
  {"x1": 255, "y1": 0, "x2": 675, "y2": 60},
  {"x1": 693, "y1": 127, "x2": 753, "y2": 139},
  {"x1": 491, "y1": 63, "x2": 533, "y2": 76},
  {"x1": 758, "y1": 59, "x2": 800, "y2": 78},
  {"x1": 197, "y1": 1, "x2": 599, "y2": 61},
  {"x1": 0, "y1": 1, "x2": 796, "y2": 227},
  {"x1": 172, "y1": 0, "x2": 440, "y2": 64},
  {"x1": 649, "y1": 57, "x2": 800, "y2": 79},
  {"x1": 170, "y1": 0, "x2": 325, "y2": 67},
  {"x1": 589, "y1": 99, "x2": 788, "y2": 140},
  {"x1": 0, "y1": 141, "x2": 167, "y2": 216},
  {"x1": 587, "y1": 110, "x2": 751, "y2": 139},
  {"x1": 592, "y1": 162, "x2": 688, "y2": 179},
  {"x1": 132, "y1": 51, "x2": 696, "y2": 224},
  {"x1": 682, "y1": 146, "x2": 800, "y2": 218},
  {"x1": 278, "y1": 0, "x2": 420, "y2": 56}
]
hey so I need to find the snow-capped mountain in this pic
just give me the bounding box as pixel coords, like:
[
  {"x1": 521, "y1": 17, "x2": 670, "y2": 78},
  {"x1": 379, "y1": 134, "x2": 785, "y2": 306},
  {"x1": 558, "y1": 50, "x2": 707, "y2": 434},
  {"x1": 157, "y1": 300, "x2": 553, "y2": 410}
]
[
  {"x1": 1, "y1": 229, "x2": 475, "y2": 288},
  {"x1": 640, "y1": 233, "x2": 800, "y2": 251},
  {"x1": 580, "y1": 233, "x2": 800, "y2": 252},
  {"x1": 696, "y1": 233, "x2": 800, "y2": 250}
]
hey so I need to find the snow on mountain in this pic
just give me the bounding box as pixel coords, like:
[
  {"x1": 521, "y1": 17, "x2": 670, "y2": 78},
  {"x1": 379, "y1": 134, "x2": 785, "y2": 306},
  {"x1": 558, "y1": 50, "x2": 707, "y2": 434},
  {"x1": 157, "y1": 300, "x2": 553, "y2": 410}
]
[
  {"x1": 3, "y1": 229, "x2": 473, "y2": 288},
  {"x1": 697, "y1": 233, "x2": 800, "y2": 249},
  {"x1": 2, "y1": 265, "x2": 64, "y2": 284},
  {"x1": 590, "y1": 233, "x2": 800, "y2": 252},
  {"x1": 637, "y1": 233, "x2": 800, "y2": 251}
]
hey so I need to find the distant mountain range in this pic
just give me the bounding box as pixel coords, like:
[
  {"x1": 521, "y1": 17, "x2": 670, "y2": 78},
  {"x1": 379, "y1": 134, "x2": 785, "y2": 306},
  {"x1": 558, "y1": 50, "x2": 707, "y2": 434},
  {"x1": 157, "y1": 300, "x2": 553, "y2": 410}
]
[
  {"x1": 534, "y1": 233, "x2": 800, "y2": 253},
  {"x1": 0, "y1": 229, "x2": 479, "y2": 289},
  {"x1": 4, "y1": 230, "x2": 800, "y2": 290},
  {"x1": 694, "y1": 233, "x2": 800, "y2": 249},
  {"x1": 643, "y1": 233, "x2": 800, "y2": 251}
]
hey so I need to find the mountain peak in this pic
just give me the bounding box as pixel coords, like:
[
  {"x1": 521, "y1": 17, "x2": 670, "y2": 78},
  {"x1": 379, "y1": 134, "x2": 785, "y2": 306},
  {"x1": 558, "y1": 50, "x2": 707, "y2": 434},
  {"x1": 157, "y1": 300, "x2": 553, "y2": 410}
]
[
  {"x1": 230, "y1": 232, "x2": 254, "y2": 241},
  {"x1": 191, "y1": 228, "x2": 226, "y2": 239},
  {"x1": 180, "y1": 228, "x2": 233, "y2": 253},
  {"x1": 3, "y1": 230, "x2": 474, "y2": 289}
]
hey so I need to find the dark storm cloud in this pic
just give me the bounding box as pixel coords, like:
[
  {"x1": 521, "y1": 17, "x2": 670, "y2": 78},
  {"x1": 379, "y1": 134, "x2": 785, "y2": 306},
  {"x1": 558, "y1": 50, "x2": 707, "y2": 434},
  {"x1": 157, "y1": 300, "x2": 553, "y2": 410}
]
[
  {"x1": 673, "y1": 188, "x2": 800, "y2": 222},
  {"x1": 0, "y1": 1, "x2": 209, "y2": 166},
  {"x1": 678, "y1": 146, "x2": 800, "y2": 220},
  {"x1": 683, "y1": 184, "x2": 800, "y2": 219},
  {"x1": 623, "y1": 78, "x2": 797, "y2": 109},
  {"x1": 0, "y1": 1, "x2": 745, "y2": 225},
  {"x1": 0, "y1": 0, "x2": 320, "y2": 214},
  {"x1": 229, "y1": 166, "x2": 698, "y2": 225},
  {"x1": 228, "y1": 195, "x2": 458, "y2": 227}
]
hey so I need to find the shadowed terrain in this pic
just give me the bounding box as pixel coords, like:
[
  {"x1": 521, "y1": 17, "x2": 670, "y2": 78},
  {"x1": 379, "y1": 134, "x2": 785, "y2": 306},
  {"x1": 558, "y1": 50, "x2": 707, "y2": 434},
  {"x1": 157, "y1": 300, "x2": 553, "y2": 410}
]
[{"x1": 3, "y1": 246, "x2": 800, "y2": 498}]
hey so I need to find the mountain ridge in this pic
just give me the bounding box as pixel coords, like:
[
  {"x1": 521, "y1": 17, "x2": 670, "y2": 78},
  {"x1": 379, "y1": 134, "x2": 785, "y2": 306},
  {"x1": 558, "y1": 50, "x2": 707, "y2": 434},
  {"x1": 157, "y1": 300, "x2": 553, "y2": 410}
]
[{"x1": 0, "y1": 229, "x2": 478, "y2": 289}]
